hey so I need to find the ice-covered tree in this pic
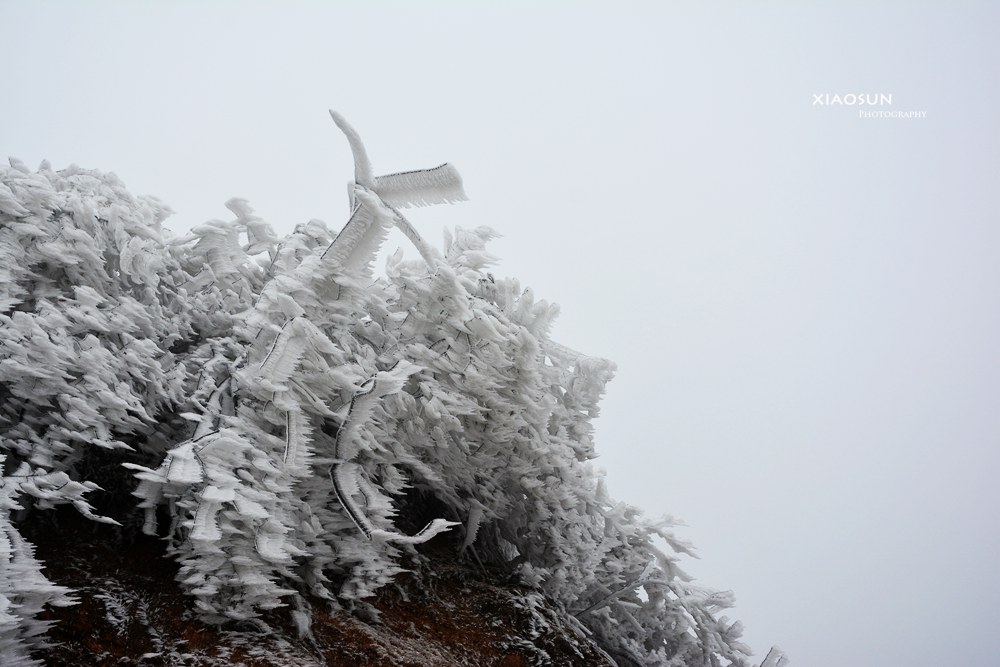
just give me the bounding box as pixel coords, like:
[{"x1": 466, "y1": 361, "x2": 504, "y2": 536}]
[{"x1": 0, "y1": 115, "x2": 785, "y2": 666}]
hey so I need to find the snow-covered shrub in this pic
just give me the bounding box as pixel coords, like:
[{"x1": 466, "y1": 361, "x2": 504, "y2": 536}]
[
  {"x1": 0, "y1": 455, "x2": 78, "y2": 665},
  {"x1": 0, "y1": 115, "x2": 784, "y2": 666}
]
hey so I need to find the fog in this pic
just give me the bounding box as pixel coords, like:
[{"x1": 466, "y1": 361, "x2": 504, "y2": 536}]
[{"x1": 3, "y1": 3, "x2": 998, "y2": 665}]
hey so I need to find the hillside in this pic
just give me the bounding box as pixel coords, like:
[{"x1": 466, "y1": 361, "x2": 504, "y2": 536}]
[
  {"x1": 27, "y1": 509, "x2": 613, "y2": 666},
  {"x1": 0, "y1": 115, "x2": 784, "y2": 666}
]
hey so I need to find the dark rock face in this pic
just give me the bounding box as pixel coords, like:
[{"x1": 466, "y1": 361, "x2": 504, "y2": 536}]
[{"x1": 28, "y1": 513, "x2": 613, "y2": 666}]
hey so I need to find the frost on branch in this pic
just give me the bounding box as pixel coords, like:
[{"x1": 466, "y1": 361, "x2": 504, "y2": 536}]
[
  {"x1": 0, "y1": 455, "x2": 77, "y2": 666},
  {"x1": 0, "y1": 117, "x2": 785, "y2": 666}
]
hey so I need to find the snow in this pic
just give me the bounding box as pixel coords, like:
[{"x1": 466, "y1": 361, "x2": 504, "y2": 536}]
[{"x1": 0, "y1": 115, "x2": 784, "y2": 665}]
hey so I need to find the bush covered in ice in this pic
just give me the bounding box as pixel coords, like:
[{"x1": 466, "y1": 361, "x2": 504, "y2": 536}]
[{"x1": 0, "y1": 115, "x2": 784, "y2": 667}]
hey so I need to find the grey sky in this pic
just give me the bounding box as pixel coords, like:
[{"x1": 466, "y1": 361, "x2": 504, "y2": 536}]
[{"x1": 3, "y1": 2, "x2": 998, "y2": 665}]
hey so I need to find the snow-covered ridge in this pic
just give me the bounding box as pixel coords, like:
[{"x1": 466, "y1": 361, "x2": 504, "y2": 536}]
[{"x1": 0, "y1": 115, "x2": 785, "y2": 666}]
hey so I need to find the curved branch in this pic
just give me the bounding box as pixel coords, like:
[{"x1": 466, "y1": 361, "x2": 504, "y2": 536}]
[
  {"x1": 329, "y1": 369, "x2": 456, "y2": 544},
  {"x1": 329, "y1": 110, "x2": 374, "y2": 187}
]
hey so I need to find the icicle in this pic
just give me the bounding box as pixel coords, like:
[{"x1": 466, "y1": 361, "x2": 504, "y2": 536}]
[
  {"x1": 320, "y1": 192, "x2": 393, "y2": 276},
  {"x1": 164, "y1": 442, "x2": 204, "y2": 484},
  {"x1": 190, "y1": 501, "x2": 222, "y2": 542},
  {"x1": 282, "y1": 407, "x2": 310, "y2": 472},
  {"x1": 330, "y1": 463, "x2": 374, "y2": 540},
  {"x1": 370, "y1": 518, "x2": 459, "y2": 545},
  {"x1": 575, "y1": 560, "x2": 658, "y2": 617},
  {"x1": 462, "y1": 502, "x2": 485, "y2": 551},
  {"x1": 255, "y1": 521, "x2": 292, "y2": 563},
  {"x1": 384, "y1": 204, "x2": 442, "y2": 269},
  {"x1": 760, "y1": 647, "x2": 789, "y2": 667},
  {"x1": 258, "y1": 317, "x2": 312, "y2": 384},
  {"x1": 372, "y1": 163, "x2": 467, "y2": 209}
]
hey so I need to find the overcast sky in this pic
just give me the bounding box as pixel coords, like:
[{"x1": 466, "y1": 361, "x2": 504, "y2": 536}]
[{"x1": 3, "y1": 2, "x2": 998, "y2": 666}]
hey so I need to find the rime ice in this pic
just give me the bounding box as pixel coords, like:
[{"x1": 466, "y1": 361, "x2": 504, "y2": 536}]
[{"x1": 0, "y1": 116, "x2": 785, "y2": 666}]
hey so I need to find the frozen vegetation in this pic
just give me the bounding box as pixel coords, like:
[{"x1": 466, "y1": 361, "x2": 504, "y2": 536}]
[{"x1": 0, "y1": 114, "x2": 785, "y2": 666}]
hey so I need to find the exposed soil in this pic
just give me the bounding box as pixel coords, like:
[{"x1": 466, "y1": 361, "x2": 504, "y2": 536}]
[{"x1": 25, "y1": 510, "x2": 613, "y2": 666}]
